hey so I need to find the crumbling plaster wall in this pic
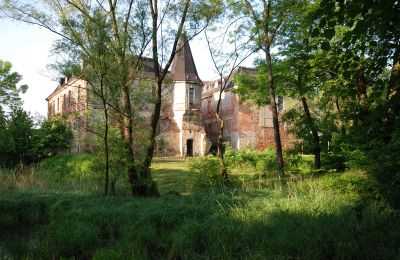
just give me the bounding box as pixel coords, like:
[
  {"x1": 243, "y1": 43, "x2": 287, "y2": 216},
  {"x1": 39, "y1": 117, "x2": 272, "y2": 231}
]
[
  {"x1": 201, "y1": 87, "x2": 296, "y2": 152},
  {"x1": 157, "y1": 84, "x2": 180, "y2": 156}
]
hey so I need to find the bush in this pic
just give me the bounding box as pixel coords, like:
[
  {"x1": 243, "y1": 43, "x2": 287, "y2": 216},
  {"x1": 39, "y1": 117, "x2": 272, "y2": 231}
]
[
  {"x1": 188, "y1": 156, "x2": 222, "y2": 190},
  {"x1": 255, "y1": 148, "x2": 277, "y2": 175},
  {"x1": 321, "y1": 152, "x2": 346, "y2": 172}
]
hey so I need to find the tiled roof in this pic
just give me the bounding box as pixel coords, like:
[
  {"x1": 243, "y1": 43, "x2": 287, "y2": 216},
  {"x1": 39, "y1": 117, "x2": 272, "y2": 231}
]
[{"x1": 170, "y1": 34, "x2": 202, "y2": 83}]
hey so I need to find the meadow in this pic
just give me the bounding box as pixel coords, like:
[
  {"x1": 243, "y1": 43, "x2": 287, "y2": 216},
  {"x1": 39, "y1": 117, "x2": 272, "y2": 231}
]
[{"x1": 0, "y1": 153, "x2": 399, "y2": 259}]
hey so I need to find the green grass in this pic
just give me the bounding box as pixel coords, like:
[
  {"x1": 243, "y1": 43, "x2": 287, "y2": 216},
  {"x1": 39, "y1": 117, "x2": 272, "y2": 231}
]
[
  {"x1": 0, "y1": 155, "x2": 194, "y2": 196},
  {"x1": 0, "y1": 154, "x2": 399, "y2": 259},
  {"x1": 152, "y1": 157, "x2": 194, "y2": 195}
]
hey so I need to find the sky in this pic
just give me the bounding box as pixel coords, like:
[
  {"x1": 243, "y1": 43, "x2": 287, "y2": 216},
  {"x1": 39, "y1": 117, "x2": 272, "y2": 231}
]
[{"x1": 0, "y1": 18, "x2": 255, "y2": 118}]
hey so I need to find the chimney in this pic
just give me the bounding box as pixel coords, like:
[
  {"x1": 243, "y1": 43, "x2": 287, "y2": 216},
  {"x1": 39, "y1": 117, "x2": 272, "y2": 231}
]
[{"x1": 59, "y1": 77, "x2": 65, "y2": 86}]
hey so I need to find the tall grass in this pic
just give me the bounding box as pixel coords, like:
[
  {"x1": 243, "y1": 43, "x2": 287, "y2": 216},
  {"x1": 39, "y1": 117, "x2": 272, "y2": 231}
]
[{"x1": 0, "y1": 154, "x2": 399, "y2": 258}]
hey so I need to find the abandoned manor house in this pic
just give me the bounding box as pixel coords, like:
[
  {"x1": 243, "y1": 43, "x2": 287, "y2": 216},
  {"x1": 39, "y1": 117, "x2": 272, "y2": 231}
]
[{"x1": 46, "y1": 36, "x2": 295, "y2": 156}]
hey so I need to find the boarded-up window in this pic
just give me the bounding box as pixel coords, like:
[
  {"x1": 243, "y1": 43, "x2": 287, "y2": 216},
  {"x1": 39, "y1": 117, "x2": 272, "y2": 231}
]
[
  {"x1": 57, "y1": 98, "x2": 60, "y2": 112},
  {"x1": 259, "y1": 105, "x2": 273, "y2": 127}
]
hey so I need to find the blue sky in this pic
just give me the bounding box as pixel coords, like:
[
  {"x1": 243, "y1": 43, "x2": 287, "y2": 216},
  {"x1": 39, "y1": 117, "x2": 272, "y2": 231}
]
[{"x1": 0, "y1": 18, "x2": 255, "y2": 118}]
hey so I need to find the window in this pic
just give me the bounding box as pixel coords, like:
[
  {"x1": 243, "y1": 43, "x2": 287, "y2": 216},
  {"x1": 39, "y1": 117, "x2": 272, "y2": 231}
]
[
  {"x1": 207, "y1": 100, "x2": 212, "y2": 113},
  {"x1": 259, "y1": 106, "x2": 273, "y2": 127},
  {"x1": 57, "y1": 98, "x2": 59, "y2": 112},
  {"x1": 189, "y1": 86, "x2": 195, "y2": 105}
]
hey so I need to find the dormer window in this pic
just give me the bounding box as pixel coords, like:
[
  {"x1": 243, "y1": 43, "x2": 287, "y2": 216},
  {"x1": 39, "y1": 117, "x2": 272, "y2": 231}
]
[{"x1": 189, "y1": 86, "x2": 195, "y2": 106}]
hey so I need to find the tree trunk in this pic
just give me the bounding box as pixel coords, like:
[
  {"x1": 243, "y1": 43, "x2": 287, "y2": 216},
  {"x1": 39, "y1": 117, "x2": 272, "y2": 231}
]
[
  {"x1": 334, "y1": 96, "x2": 346, "y2": 138},
  {"x1": 143, "y1": 80, "x2": 161, "y2": 170},
  {"x1": 101, "y1": 94, "x2": 110, "y2": 196},
  {"x1": 108, "y1": 0, "x2": 140, "y2": 196},
  {"x1": 297, "y1": 71, "x2": 321, "y2": 170},
  {"x1": 300, "y1": 96, "x2": 321, "y2": 169},
  {"x1": 141, "y1": 0, "x2": 189, "y2": 193},
  {"x1": 215, "y1": 86, "x2": 228, "y2": 183},
  {"x1": 265, "y1": 49, "x2": 285, "y2": 176}
]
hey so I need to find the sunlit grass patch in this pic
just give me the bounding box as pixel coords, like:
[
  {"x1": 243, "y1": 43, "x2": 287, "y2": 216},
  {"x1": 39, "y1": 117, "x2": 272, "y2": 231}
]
[{"x1": 152, "y1": 157, "x2": 194, "y2": 195}]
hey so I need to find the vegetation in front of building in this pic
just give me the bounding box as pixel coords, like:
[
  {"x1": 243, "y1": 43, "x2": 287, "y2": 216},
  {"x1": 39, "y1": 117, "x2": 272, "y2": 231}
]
[{"x1": 1, "y1": 152, "x2": 399, "y2": 259}]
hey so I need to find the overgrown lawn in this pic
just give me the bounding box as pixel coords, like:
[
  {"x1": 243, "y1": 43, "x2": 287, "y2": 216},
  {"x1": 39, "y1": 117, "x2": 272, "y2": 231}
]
[{"x1": 0, "y1": 154, "x2": 399, "y2": 259}]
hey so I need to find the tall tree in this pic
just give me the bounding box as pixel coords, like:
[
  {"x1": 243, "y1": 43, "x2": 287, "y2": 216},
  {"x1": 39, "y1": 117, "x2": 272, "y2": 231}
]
[
  {"x1": 279, "y1": 1, "x2": 322, "y2": 169},
  {"x1": 1, "y1": 0, "x2": 156, "y2": 195},
  {"x1": 316, "y1": 0, "x2": 400, "y2": 206},
  {"x1": 203, "y1": 9, "x2": 256, "y2": 182},
  {"x1": 144, "y1": 0, "x2": 218, "y2": 167},
  {"x1": 234, "y1": 0, "x2": 306, "y2": 177}
]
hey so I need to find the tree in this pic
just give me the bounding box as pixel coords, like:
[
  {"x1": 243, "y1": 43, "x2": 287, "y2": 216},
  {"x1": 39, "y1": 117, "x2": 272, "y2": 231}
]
[
  {"x1": 203, "y1": 9, "x2": 257, "y2": 182},
  {"x1": 0, "y1": 59, "x2": 31, "y2": 167},
  {"x1": 1, "y1": 0, "x2": 158, "y2": 195},
  {"x1": 35, "y1": 115, "x2": 73, "y2": 158},
  {"x1": 314, "y1": 0, "x2": 400, "y2": 206},
  {"x1": 142, "y1": 0, "x2": 219, "y2": 186},
  {"x1": 234, "y1": 0, "x2": 306, "y2": 177},
  {"x1": 1, "y1": 0, "x2": 215, "y2": 196},
  {"x1": 5, "y1": 108, "x2": 34, "y2": 166},
  {"x1": 0, "y1": 59, "x2": 28, "y2": 111},
  {"x1": 278, "y1": 1, "x2": 322, "y2": 169}
]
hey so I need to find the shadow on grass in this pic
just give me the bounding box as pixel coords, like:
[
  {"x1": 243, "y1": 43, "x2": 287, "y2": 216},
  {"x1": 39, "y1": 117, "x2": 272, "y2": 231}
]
[{"x1": 0, "y1": 190, "x2": 399, "y2": 259}]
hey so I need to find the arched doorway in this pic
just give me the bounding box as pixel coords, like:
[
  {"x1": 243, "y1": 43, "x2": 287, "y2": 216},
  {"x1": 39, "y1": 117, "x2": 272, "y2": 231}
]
[{"x1": 186, "y1": 139, "x2": 193, "y2": 157}]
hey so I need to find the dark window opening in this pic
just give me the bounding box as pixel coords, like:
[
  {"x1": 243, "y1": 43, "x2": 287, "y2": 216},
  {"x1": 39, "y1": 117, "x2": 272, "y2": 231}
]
[{"x1": 186, "y1": 139, "x2": 193, "y2": 157}]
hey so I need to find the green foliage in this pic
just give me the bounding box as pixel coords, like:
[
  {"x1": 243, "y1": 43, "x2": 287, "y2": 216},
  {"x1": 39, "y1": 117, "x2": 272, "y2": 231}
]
[
  {"x1": 0, "y1": 108, "x2": 34, "y2": 167},
  {"x1": 188, "y1": 156, "x2": 222, "y2": 190},
  {"x1": 91, "y1": 126, "x2": 128, "y2": 194},
  {"x1": 34, "y1": 115, "x2": 74, "y2": 157},
  {"x1": 0, "y1": 60, "x2": 28, "y2": 110},
  {"x1": 0, "y1": 110, "x2": 73, "y2": 168},
  {"x1": 1, "y1": 160, "x2": 399, "y2": 259},
  {"x1": 314, "y1": 0, "x2": 400, "y2": 207},
  {"x1": 36, "y1": 153, "x2": 97, "y2": 181},
  {"x1": 225, "y1": 144, "x2": 312, "y2": 176},
  {"x1": 233, "y1": 64, "x2": 270, "y2": 106},
  {"x1": 321, "y1": 152, "x2": 346, "y2": 172}
]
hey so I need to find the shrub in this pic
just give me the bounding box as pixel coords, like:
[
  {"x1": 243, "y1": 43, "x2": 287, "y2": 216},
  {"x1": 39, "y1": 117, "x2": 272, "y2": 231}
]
[
  {"x1": 321, "y1": 152, "x2": 346, "y2": 172},
  {"x1": 255, "y1": 148, "x2": 277, "y2": 176},
  {"x1": 188, "y1": 156, "x2": 222, "y2": 190}
]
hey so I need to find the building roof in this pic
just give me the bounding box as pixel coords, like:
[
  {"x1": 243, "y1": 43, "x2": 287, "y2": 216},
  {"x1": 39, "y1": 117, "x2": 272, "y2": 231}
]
[
  {"x1": 170, "y1": 34, "x2": 202, "y2": 83},
  {"x1": 201, "y1": 66, "x2": 257, "y2": 98},
  {"x1": 45, "y1": 56, "x2": 165, "y2": 102},
  {"x1": 45, "y1": 78, "x2": 79, "y2": 101}
]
